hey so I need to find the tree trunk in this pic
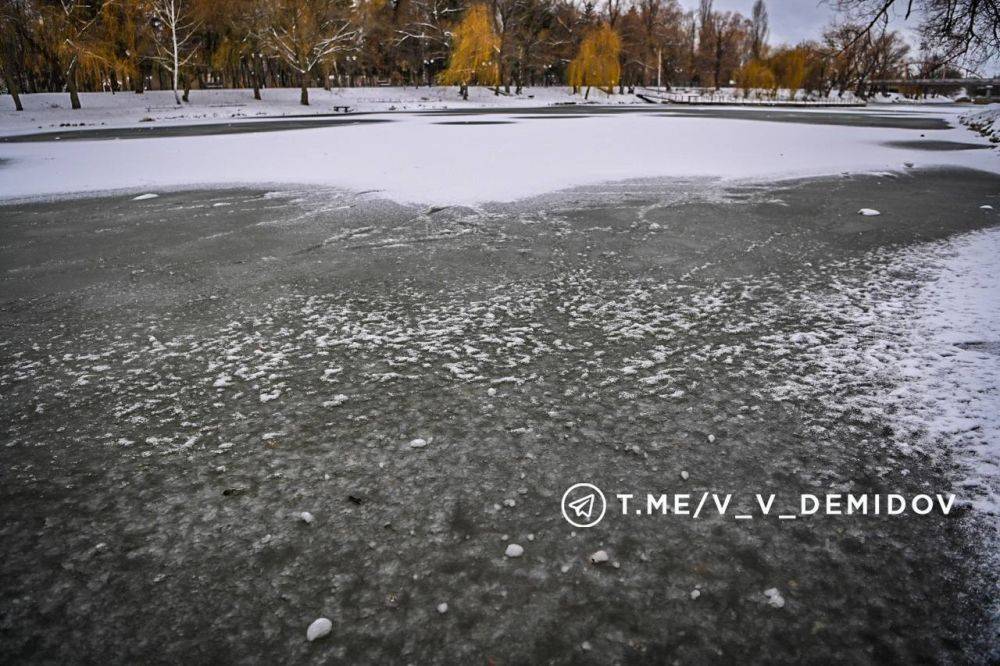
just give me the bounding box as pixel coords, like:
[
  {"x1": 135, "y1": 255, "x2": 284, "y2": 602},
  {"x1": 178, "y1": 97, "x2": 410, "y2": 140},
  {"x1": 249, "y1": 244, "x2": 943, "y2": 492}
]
[
  {"x1": 1, "y1": 62, "x2": 24, "y2": 111},
  {"x1": 300, "y1": 70, "x2": 309, "y2": 105},
  {"x1": 252, "y1": 54, "x2": 262, "y2": 100},
  {"x1": 322, "y1": 63, "x2": 331, "y2": 91},
  {"x1": 67, "y1": 61, "x2": 81, "y2": 110},
  {"x1": 182, "y1": 76, "x2": 190, "y2": 103},
  {"x1": 7, "y1": 83, "x2": 23, "y2": 111},
  {"x1": 172, "y1": 66, "x2": 181, "y2": 104}
]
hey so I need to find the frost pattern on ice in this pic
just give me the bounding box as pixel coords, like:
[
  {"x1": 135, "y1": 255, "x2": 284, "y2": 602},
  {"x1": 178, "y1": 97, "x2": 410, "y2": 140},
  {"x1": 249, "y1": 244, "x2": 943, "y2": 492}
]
[{"x1": 2, "y1": 227, "x2": 995, "y2": 517}]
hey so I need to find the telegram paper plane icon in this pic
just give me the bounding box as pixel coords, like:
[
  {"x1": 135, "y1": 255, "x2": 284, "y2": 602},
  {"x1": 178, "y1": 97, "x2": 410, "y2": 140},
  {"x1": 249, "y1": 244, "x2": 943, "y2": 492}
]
[{"x1": 567, "y1": 493, "x2": 596, "y2": 520}]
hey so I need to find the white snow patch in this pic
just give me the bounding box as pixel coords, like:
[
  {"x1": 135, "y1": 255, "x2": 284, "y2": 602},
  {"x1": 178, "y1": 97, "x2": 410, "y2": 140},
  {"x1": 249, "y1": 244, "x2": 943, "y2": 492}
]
[
  {"x1": 806, "y1": 227, "x2": 1000, "y2": 515},
  {"x1": 259, "y1": 389, "x2": 281, "y2": 403},
  {"x1": 764, "y1": 588, "x2": 786, "y2": 608},
  {"x1": 589, "y1": 549, "x2": 610, "y2": 564},
  {"x1": 1, "y1": 104, "x2": 993, "y2": 206},
  {"x1": 894, "y1": 229, "x2": 1000, "y2": 513},
  {"x1": 322, "y1": 394, "x2": 348, "y2": 407}
]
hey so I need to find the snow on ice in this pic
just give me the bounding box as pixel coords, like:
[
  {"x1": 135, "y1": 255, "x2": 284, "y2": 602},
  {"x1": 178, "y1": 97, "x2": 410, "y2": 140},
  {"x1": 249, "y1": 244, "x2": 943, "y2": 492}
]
[{"x1": 0, "y1": 104, "x2": 994, "y2": 206}]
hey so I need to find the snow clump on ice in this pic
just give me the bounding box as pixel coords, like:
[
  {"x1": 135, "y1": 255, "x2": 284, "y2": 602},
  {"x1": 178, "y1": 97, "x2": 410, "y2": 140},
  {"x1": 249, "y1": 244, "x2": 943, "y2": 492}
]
[{"x1": 306, "y1": 617, "x2": 332, "y2": 641}]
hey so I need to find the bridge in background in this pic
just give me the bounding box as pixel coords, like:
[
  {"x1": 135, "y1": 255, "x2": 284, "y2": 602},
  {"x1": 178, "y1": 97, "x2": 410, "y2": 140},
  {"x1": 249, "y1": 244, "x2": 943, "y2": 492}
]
[{"x1": 869, "y1": 78, "x2": 1000, "y2": 99}]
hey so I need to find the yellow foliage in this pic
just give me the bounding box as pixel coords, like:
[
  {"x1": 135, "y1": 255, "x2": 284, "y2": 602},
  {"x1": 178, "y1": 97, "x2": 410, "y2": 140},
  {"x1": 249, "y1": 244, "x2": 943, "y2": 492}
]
[
  {"x1": 37, "y1": 1, "x2": 112, "y2": 82},
  {"x1": 567, "y1": 24, "x2": 621, "y2": 94},
  {"x1": 101, "y1": 0, "x2": 154, "y2": 82},
  {"x1": 770, "y1": 47, "x2": 809, "y2": 98},
  {"x1": 736, "y1": 59, "x2": 776, "y2": 96},
  {"x1": 438, "y1": 5, "x2": 499, "y2": 87}
]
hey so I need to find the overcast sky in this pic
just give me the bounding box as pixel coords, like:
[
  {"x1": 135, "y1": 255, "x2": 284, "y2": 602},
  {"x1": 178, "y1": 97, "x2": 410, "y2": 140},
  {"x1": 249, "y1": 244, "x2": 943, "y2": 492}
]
[{"x1": 676, "y1": 0, "x2": 921, "y2": 47}]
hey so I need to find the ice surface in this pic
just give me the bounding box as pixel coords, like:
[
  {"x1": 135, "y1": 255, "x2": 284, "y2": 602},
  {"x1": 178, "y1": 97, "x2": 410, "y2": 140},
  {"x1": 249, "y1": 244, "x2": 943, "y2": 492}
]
[{"x1": 0, "y1": 105, "x2": 994, "y2": 206}]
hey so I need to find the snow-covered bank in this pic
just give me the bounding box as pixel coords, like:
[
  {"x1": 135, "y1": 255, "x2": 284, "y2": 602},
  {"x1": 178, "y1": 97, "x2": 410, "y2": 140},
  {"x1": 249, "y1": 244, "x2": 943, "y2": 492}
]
[
  {"x1": 0, "y1": 106, "x2": 995, "y2": 206},
  {"x1": 962, "y1": 104, "x2": 1000, "y2": 143},
  {"x1": 0, "y1": 87, "x2": 645, "y2": 135}
]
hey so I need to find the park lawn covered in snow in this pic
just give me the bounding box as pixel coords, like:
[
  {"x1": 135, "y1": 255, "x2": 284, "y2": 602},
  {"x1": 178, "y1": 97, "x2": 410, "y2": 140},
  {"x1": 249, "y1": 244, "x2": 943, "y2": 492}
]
[
  {"x1": 0, "y1": 103, "x2": 995, "y2": 205},
  {"x1": 0, "y1": 86, "x2": 646, "y2": 136}
]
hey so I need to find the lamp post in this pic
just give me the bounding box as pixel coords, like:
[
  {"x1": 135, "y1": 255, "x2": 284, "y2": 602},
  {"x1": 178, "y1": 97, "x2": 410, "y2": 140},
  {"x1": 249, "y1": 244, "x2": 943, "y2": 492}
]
[{"x1": 346, "y1": 55, "x2": 358, "y2": 87}]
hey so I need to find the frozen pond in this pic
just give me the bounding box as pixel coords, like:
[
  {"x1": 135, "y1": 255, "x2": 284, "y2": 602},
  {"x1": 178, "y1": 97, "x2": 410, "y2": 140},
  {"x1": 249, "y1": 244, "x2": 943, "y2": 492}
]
[{"x1": 1, "y1": 168, "x2": 998, "y2": 662}]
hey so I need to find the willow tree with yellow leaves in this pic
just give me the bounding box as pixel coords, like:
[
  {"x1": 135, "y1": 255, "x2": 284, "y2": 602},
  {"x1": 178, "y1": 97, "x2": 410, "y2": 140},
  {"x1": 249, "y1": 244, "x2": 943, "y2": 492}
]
[
  {"x1": 736, "y1": 59, "x2": 776, "y2": 98},
  {"x1": 568, "y1": 24, "x2": 621, "y2": 99},
  {"x1": 770, "y1": 46, "x2": 809, "y2": 100},
  {"x1": 438, "y1": 4, "x2": 499, "y2": 100},
  {"x1": 34, "y1": 0, "x2": 114, "y2": 109}
]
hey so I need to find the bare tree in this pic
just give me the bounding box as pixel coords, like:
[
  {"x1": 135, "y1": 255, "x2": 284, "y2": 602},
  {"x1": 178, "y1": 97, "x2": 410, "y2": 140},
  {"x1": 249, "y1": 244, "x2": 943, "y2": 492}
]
[
  {"x1": 823, "y1": 21, "x2": 908, "y2": 97},
  {"x1": 835, "y1": 0, "x2": 1000, "y2": 66},
  {"x1": 394, "y1": 0, "x2": 462, "y2": 86},
  {"x1": 266, "y1": 0, "x2": 358, "y2": 106},
  {"x1": 0, "y1": 0, "x2": 31, "y2": 110},
  {"x1": 152, "y1": 0, "x2": 199, "y2": 104},
  {"x1": 33, "y1": 0, "x2": 112, "y2": 110},
  {"x1": 749, "y1": 0, "x2": 768, "y2": 60},
  {"x1": 698, "y1": 7, "x2": 747, "y2": 89}
]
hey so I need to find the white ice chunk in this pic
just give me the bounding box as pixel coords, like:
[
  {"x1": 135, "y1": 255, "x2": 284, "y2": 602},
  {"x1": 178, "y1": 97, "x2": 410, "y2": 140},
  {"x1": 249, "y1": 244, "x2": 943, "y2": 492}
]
[
  {"x1": 306, "y1": 617, "x2": 332, "y2": 641},
  {"x1": 764, "y1": 588, "x2": 785, "y2": 608}
]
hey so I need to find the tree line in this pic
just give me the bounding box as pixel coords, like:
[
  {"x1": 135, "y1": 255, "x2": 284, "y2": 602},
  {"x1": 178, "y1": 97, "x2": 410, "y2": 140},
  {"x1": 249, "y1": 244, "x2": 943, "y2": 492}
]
[{"x1": 0, "y1": 0, "x2": 973, "y2": 110}]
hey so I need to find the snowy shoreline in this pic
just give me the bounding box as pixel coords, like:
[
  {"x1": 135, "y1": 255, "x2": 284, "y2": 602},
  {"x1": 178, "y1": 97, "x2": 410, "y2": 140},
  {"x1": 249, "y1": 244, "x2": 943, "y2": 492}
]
[{"x1": 0, "y1": 86, "x2": 985, "y2": 137}]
